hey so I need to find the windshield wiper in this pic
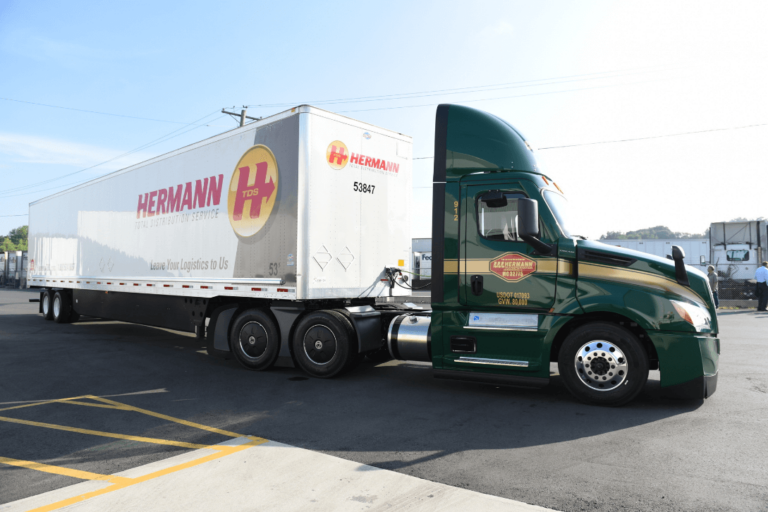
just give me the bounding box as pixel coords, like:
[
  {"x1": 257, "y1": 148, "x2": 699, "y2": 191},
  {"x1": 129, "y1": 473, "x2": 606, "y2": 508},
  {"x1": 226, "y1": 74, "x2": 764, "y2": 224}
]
[{"x1": 573, "y1": 235, "x2": 588, "y2": 240}]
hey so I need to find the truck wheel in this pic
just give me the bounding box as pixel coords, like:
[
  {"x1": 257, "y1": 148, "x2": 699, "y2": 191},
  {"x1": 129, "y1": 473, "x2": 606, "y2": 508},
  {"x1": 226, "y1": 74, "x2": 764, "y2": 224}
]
[
  {"x1": 52, "y1": 291, "x2": 73, "y2": 323},
  {"x1": 558, "y1": 322, "x2": 649, "y2": 407},
  {"x1": 229, "y1": 309, "x2": 280, "y2": 371},
  {"x1": 42, "y1": 290, "x2": 54, "y2": 321},
  {"x1": 292, "y1": 311, "x2": 354, "y2": 378}
]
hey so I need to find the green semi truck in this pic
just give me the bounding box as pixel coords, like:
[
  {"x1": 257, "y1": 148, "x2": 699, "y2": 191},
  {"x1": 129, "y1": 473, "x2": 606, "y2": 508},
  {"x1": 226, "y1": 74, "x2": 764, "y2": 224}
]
[
  {"x1": 406, "y1": 103, "x2": 719, "y2": 406},
  {"x1": 31, "y1": 103, "x2": 718, "y2": 407}
]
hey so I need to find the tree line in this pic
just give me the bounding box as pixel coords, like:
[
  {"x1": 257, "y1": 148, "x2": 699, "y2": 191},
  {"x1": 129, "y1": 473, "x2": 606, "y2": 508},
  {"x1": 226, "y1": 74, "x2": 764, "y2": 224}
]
[{"x1": 1, "y1": 225, "x2": 28, "y2": 251}]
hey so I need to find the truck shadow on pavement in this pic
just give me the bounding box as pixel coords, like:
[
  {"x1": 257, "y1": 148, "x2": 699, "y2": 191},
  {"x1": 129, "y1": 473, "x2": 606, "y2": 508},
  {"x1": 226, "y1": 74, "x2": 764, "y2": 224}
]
[{"x1": 1, "y1": 312, "x2": 704, "y2": 487}]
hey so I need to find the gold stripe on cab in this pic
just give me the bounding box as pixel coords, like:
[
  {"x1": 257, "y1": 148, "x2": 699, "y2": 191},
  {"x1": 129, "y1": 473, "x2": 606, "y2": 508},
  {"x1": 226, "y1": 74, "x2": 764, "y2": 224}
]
[
  {"x1": 578, "y1": 262, "x2": 706, "y2": 305},
  {"x1": 443, "y1": 258, "x2": 573, "y2": 275}
]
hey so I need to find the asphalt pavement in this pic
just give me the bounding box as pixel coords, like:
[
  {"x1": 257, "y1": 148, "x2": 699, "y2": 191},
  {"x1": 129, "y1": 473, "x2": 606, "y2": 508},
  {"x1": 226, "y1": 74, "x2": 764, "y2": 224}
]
[{"x1": 1, "y1": 288, "x2": 767, "y2": 511}]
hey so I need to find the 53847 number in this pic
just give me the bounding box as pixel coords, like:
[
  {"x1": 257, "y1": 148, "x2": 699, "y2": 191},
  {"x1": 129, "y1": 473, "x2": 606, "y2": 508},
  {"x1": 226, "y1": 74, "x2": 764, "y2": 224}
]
[{"x1": 353, "y1": 182, "x2": 375, "y2": 194}]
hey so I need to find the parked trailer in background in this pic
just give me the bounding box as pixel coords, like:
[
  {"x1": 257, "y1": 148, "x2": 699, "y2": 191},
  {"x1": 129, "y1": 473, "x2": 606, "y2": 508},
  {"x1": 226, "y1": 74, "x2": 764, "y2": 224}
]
[
  {"x1": 709, "y1": 221, "x2": 767, "y2": 299},
  {"x1": 6, "y1": 251, "x2": 21, "y2": 288},
  {"x1": 29, "y1": 104, "x2": 719, "y2": 406},
  {"x1": 600, "y1": 239, "x2": 709, "y2": 267},
  {"x1": 0, "y1": 252, "x2": 6, "y2": 286}
]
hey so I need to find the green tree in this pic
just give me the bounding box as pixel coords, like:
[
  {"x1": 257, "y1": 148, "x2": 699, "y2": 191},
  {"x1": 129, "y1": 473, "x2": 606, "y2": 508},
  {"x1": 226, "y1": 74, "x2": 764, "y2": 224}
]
[
  {"x1": 600, "y1": 225, "x2": 706, "y2": 240},
  {"x1": 1, "y1": 225, "x2": 27, "y2": 251}
]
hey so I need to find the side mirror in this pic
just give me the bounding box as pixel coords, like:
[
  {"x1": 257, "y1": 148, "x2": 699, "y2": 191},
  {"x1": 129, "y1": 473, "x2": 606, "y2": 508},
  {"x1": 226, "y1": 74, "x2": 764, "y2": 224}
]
[
  {"x1": 699, "y1": 255, "x2": 706, "y2": 265},
  {"x1": 480, "y1": 190, "x2": 507, "y2": 208},
  {"x1": 517, "y1": 198, "x2": 551, "y2": 255},
  {"x1": 671, "y1": 245, "x2": 689, "y2": 286}
]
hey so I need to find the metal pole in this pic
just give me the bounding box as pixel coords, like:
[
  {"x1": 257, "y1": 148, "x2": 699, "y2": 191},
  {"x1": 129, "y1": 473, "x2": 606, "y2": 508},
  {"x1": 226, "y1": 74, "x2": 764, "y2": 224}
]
[{"x1": 240, "y1": 109, "x2": 247, "y2": 127}]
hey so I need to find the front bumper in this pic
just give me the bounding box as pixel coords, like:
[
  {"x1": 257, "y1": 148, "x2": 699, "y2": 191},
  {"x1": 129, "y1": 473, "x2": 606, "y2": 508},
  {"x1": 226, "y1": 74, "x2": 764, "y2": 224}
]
[{"x1": 649, "y1": 332, "x2": 720, "y2": 400}]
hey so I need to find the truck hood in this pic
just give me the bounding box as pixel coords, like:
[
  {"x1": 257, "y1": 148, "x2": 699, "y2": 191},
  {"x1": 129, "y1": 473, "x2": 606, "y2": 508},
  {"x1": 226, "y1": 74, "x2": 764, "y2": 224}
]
[{"x1": 577, "y1": 239, "x2": 718, "y2": 332}]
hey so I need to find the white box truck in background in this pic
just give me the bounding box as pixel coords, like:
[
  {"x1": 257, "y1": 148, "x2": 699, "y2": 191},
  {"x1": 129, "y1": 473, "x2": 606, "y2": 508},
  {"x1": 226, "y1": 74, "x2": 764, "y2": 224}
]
[{"x1": 29, "y1": 106, "x2": 418, "y2": 376}]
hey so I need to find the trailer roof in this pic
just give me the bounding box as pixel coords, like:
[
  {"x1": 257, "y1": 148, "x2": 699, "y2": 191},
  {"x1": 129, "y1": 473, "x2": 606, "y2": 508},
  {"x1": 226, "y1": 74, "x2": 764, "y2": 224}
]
[{"x1": 30, "y1": 105, "x2": 412, "y2": 206}]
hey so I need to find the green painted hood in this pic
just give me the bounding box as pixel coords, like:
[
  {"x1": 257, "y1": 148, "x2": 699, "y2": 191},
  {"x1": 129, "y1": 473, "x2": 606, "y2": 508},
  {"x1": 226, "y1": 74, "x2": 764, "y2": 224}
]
[{"x1": 580, "y1": 239, "x2": 718, "y2": 333}]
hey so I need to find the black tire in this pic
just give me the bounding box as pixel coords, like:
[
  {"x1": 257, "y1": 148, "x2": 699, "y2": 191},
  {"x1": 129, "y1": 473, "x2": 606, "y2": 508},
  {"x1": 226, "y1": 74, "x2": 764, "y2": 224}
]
[
  {"x1": 292, "y1": 311, "x2": 354, "y2": 378},
  {"x1": 229, "y1": 309, "x2": 280, "y2": 371},
  {"x1": 328, "y1": 310, "x2": 361, "y2": 372},
  {"x1": 41, "y1": 290, "x2": 54, "y2": 321},
  {"x1": 558, "y1": 322, "x2": 649, "y2": 407},
  {"x1": 52, "y1": 291, "x2": 72, "y2": 323}
]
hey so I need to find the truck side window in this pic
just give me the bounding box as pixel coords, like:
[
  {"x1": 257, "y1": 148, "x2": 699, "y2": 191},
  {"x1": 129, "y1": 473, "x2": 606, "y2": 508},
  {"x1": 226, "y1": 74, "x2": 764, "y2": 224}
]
[
  {"x1": 477, "y1": 192, "x2": 526, "y2": 241},
  {"x1": 726, "y1": 249, "x2": 749, "y2": 262}
]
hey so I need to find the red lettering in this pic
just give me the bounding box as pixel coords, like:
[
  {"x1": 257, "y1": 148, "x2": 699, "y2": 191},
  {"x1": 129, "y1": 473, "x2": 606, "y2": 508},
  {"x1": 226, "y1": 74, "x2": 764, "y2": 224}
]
[
  {"x1": 328, "y1": 145, "x2": 348, "y2": 165},
  {"x1": 232, "y1": 163, "x2": 275, "y2": 221},
  {"x1": 157, "y1": 188, "x2": 167, "y2": 214},
  {"x1": 181, "y1": 182, "x2": 193, "y2": 211},
  {"x1": 207, "y1": 174, "x2": 223, "y2": 206},
  {"x1": 371, "y1": 158, "x2": 380, "y2": 168},
  {"x1": 193, "y1": 178, "x2": 208, "y2": 209},
  {"x1": 364, "y1": 157, "x2": 372, "y2": 167},
  {"x1": 137, "y1": 193, "x2": 148, "y2": 219},
  {"x1": 147, "y1": 191, "x2": 158, "y2": 217},
  {"x1": 392, "y1": 162, "x2": 399, "y2": 173},
  {"x1": 167, "y1": 185, "x2": 182, "y2": 213},
  {"x1": 350, "y1": 153, "x2": 360, "y2": 164}
]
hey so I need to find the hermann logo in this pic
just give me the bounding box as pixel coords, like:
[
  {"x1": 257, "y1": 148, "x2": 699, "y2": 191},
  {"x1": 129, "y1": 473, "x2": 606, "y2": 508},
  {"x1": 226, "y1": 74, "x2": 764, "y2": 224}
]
[
  {"x1": 227, "y1": 145, "x2": 279, "y2": 238},
  {"x1": 326, "y1": 140, "x2": 349, "y2": 170}
]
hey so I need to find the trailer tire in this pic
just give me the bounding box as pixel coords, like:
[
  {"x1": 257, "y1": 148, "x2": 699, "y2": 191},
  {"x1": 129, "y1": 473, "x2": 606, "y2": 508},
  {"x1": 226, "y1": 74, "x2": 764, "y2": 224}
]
[
  {"x1": 558, "y1": 322, "x2": 649, "y2": 407},
  {"x1": 292, "y1": 311, "x2": 354, "y2": 379},
  {"x1": 42, "y1": 290, "x2": 54, "y2": 321},
  {"x1": 52, "y1": 291, "x2": 73, "y2": 324},
  {"x1": 229, "y1": 309, "x2": 280, "y2": 371}
]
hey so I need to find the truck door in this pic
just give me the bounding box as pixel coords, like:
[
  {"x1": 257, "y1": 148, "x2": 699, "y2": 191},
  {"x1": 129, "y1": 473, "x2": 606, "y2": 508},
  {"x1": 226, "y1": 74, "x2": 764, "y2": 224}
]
[{"x1": 461, "y1": 184, "x2": 557, "y2": 311}]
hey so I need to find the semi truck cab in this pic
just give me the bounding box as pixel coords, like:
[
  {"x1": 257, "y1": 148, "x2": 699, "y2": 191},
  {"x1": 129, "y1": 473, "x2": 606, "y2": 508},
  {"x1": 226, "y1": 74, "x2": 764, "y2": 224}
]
[{"x1": 418, "y1": 104, "x2": 719, "y2": 406}]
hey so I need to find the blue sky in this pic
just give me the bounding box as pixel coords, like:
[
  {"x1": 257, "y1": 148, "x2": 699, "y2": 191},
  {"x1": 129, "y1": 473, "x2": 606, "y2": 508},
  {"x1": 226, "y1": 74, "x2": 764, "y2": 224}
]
[{"x1": 1, "y1": 0, "x2": 767, "y2": 238}]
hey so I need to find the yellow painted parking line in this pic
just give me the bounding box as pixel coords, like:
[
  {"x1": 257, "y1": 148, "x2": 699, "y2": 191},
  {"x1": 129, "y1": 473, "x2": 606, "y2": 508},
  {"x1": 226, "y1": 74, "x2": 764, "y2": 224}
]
[
  {"x1": 56, "y1": 399, "x2": 129, "y2": 410},
  {"x1": 0, "y1": 395, "x2": 89, "y2": 413},
  {"x1": 88, "y1": 395, "x2": 266, "y2": 442},
  {"x1": 0, "y1": 456, "x2": 132, "y2": 485},
  {"x1": 27, "y1": 438, "x2": 266, "y2": 512},
  {"x1": 0, "y1": 415, "x2": 211, "y2": 450}
]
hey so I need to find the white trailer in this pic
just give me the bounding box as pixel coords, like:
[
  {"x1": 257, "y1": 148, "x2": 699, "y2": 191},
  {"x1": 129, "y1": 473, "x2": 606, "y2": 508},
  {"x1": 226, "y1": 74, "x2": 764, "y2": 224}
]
[
  {"x1": 599, "y1": 239, "x2": 710, "y2": 268},
  {"x1": 29, "y1": 106, "x2": 422, "y2": 376},
  {"x1": 709, "y1": 221, "x2": 767, "y2": 281}
]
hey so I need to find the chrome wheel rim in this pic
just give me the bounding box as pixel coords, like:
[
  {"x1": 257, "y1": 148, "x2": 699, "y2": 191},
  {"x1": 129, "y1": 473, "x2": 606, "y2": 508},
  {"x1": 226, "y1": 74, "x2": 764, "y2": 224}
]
[
  {"x1": 53, "y1": 295, "x2": 60, "y2": 318},
  {"x1": 238, "y1": 321, "x2": 268, "y2": 360},
  {"x1": 303, "y1": 325, "x2": 337, "y2": 365},
  {"x1": 574, "y1": 340, "x2": 628, "y2": 392},
  {"x1": 43, "y1": 294, "x2": 50, "y2": 316}
]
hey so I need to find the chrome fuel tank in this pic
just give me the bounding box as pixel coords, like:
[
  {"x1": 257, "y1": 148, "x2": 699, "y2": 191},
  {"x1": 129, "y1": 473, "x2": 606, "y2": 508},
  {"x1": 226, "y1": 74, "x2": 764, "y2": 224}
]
[{"x1": 387, "y1": 313, "x2": 431, "y2": 362}]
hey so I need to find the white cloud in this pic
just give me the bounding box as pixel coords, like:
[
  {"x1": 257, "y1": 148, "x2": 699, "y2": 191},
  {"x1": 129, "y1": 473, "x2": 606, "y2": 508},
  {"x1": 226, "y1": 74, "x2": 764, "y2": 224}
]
[{"x1": 0, "y1": 133, "x2": 153, "y2": 171}]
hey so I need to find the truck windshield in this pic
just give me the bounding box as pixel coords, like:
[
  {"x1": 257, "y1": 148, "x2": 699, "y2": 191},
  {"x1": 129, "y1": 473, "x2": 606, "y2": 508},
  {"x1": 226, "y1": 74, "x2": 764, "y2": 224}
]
[{"x1": 543, "y1": 190, "x2": 575, "y2": 239}]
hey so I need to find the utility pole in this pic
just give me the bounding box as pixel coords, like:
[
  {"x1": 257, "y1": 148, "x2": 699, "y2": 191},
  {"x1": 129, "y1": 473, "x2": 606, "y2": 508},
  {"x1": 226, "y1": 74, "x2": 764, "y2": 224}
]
[{"x1": 221, "y1": 106, "x2": 261, "y2": 127}]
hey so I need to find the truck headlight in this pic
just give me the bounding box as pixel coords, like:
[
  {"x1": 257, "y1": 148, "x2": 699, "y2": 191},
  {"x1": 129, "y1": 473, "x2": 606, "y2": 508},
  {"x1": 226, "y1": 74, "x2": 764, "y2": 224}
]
[{"x1": 671, "y1": 300, "x2": 711, "y2": 332}]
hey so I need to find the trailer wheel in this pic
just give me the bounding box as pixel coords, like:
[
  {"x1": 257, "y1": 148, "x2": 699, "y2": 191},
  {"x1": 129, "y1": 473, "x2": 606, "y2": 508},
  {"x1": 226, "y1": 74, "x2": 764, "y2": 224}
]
[
  {"x1": 292, "y1": 311, "x2": 354, "y2": 378},
  {"x1": 52, "y1": 291, "x2": 73, "y2": 323},
  {"x1": 558, "y1": 322, "x2": 649, "y2": 407},
  {"x1": 229, "y1": 309, "x2": 280, "y2": 371},
  {"x1": 41, "y1": 290, "x2": 54, "y2": 321}
]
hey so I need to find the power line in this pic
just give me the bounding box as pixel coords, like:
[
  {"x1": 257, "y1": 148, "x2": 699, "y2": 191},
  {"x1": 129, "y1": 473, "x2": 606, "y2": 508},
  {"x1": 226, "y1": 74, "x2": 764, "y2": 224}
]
[
  {"x1": 0, "y1": 97, "x2": 227, "y2": 126},
  {"x1": 338, "y1": 77, "x2": 666, "y2": 114},
  {"x1": 0, "y1": 214, "x2": 28, "y2": 217},
  {"x1": 537, "y1": 123, "x2": 768, "y2": 150},
  {"x1": 0, "y1": 111, "x2": 224, "y2": 199},
  {"x1": 411, "y1": 122, "x2": 768, "y2": 159},
  {"x1": 245, "y1": 64, "x2": 687, "y2": 110}
]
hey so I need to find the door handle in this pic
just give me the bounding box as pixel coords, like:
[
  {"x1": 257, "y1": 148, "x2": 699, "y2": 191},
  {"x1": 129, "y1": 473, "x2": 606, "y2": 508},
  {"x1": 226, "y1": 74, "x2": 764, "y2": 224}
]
[{"x1": 471, "y1": 275, "x2": 483, "y2": 296}]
